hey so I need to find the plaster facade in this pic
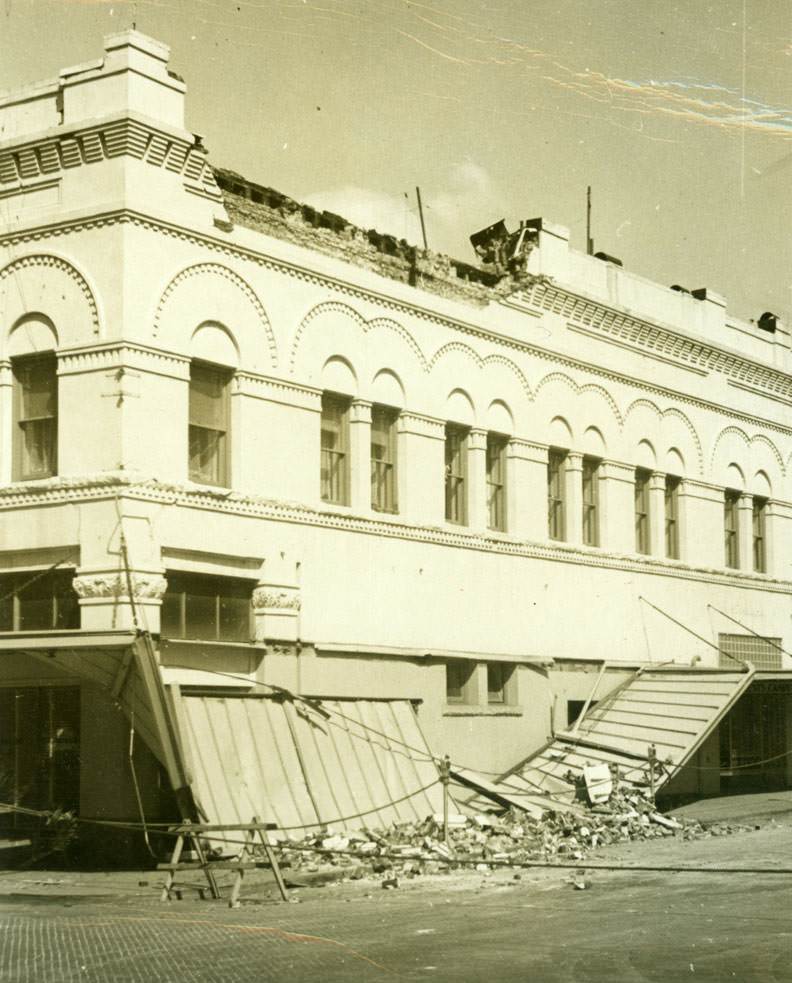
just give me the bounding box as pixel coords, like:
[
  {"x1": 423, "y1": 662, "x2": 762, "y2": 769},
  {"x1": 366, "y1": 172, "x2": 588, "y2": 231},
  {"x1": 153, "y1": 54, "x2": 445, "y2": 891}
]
[{"x1": 1, "y1": 32, "x2": 791, "y2": 822}]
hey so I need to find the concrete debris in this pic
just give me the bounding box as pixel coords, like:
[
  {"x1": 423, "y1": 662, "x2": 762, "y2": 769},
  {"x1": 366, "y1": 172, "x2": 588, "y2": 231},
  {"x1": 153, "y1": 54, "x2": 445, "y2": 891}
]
[{"x1": 269, "y1": 787, "x2": 752, "y2": 884}]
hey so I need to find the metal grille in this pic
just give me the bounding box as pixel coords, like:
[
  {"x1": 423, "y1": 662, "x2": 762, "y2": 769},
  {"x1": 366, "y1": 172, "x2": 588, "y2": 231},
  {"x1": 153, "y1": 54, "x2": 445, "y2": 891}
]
[{"x1": 718, "y1": 633, "x2": 783, "y2": 670}]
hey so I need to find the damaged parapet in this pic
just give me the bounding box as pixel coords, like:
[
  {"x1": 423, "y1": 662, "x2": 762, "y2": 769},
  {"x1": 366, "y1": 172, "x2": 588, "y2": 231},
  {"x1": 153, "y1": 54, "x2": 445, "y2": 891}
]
[{"x1": 214, "y1": 169, "x2": 552, "y2": 307}]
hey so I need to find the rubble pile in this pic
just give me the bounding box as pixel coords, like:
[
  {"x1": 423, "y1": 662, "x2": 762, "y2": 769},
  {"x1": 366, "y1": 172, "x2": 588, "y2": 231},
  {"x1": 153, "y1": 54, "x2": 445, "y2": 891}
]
[{"x1": 272, "y1": 787, "x2": 751, "y2": 883}]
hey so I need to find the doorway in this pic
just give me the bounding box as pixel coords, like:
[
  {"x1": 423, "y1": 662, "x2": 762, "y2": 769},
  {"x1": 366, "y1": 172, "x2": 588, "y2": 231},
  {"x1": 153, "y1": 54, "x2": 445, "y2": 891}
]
[{"x1": 720, "y1": 682, "x2": 787, "y2": 792}]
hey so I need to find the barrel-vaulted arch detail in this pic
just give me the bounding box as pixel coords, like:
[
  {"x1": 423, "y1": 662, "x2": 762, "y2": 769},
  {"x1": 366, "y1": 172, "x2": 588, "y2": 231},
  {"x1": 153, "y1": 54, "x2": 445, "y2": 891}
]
[
  {"x1": 0, "y1": 254, "x2": 101, "y2": 350},
  {"x1": 153, "y1": 262, "x2": 276, "y2": 369}
]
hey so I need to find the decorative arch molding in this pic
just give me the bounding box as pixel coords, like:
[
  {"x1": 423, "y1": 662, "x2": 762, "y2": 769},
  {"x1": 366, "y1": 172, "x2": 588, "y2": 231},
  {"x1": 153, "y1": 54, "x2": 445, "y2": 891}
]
[
  {"x1": 290, "y1": 301, "x2": 427, "y2": 373},
  {"x1": 535, "y1": 371, "x2": 623, "y2": 425},
  {"x1": 624, "y1": 399, "x2": 703, "y2": 476},
  {"x1": 750, "y1": 433, "x2": 786, "y2": 478},
  {"x1": 153, "y1": 262, "x2": 276, "y2": 367},
  {"x1": 710, "y1": 425, "x2": 751, "y2": 473},
  {"x1": 428, "y1": 342, "x2": 531, "y2": 398},
  {"x1": 0, "y1": 253, "x2": 101, "y2": 337}
]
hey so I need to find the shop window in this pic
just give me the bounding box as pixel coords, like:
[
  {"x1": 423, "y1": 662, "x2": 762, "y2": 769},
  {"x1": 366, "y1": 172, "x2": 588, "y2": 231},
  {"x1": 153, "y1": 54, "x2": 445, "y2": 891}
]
[
  {"x1": 13, "y1": 353, "x2": 57, "y2": 481},
  {"x1": 321, "y1": 393, "x2": 351, "y2": 505},
  {"x1": 634, "y1": 468, "x2": 651, "y2": 554},
  {"x1": 160, "y1": 573, "x2": 253, "y2": 642},
  {"x1": 753, "y1": 498, "x2": 767, "y2": 573},
  {"x1": 445, "y1": 660, "x2": 475, "y2": 704},
  {"x1": 724, "y1": 490, "x2": 740, "y2": 569},
  {"x1": 445, "y1": 425, "x2": 468, "y2": 525},
  {"x1": 581, "y1": 456, "x2": 600, "y2": 547},
  {"x1": 189, "y1": 362, "x2": 230, "y2": 486},
  {"x1": 0, "y1": 570, "x2": 79, "y2": 632},
  {"x1": 547, "y1": 448, "x2": 567, "y2": 541},
  {"x1": 718, "y1": 633, "x2": 782, "y2": 671},
  {"x1": 665, "y1": 475, "x2": 681, "y2": 559},
  {"x1": 487, "y1": 662, "x2": 514, "y2": 704},
  {"x1": 486, "y1": 433, "x2": 508, "y2": 532},
  {"x1": 371, "y1": 404, "x2": 398, "y2": 513}
]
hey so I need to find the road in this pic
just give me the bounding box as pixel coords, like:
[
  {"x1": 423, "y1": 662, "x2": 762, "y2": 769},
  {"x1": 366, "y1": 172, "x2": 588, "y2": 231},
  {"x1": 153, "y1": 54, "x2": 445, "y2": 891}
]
[{"x1": 2, "y1": 794, "x2": 792, "y2": 983}]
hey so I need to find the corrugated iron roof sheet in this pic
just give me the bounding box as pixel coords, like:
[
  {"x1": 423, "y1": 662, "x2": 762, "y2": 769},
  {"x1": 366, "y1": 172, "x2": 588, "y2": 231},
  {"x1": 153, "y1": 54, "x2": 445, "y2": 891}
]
[
  {"x1": 492, "y1": 666, "x2": 756, "y2": 805},
  {"x1": 176, "y1": 693, "x2": 444, "y2": 833}
]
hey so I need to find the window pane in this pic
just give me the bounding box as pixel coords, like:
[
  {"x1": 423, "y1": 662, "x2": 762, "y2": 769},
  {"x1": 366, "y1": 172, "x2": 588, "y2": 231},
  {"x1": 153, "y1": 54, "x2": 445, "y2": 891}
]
[
  {"x1": 487, "y1": 434, "x2": 507, "y2": 532},
  {"x1": 371, "y1": 406, "x2": 398, "y2": 512},
  {"x1": 14, "y1": 355, "x2": 57, "y2": 480},
  {"x1": 160, "y1": 590, "x2": 183, "y2": 638},
  {"x1": 582, "y1": 457, "x2": 599, "y2": 546},
  {"x1": 189, "y1": 364, "x2": 228, "y2": 430},
  {"x1": 724, "y1": 490, "x2": 740, "y2": 568},
  {"x1": 321, "y1": 395, "x2": 350, "y2": 504},
  {"x1": 665, "y1": 476, "x2": 680, "y2": 559},
  {"x1": 189, "y1": 425, "x2": 224, "y2": 484},
  {"x1": 185, "y1": 584, "x2": 218, "y2": 641},
  {"x1": 487, "y1": 663, "x2": 505, "y2": 703},
  {"x1": 634, "y1": 469, "x2": 650, "y2": 554},
  {"x1": 753, "y1": 498, "x2": 767, "y2": 573},
  {"x1": 445, "y1": 426, "x2": 468, "y2": 524},
  {"x1": 18, "y1": 359, "x2": 56, "y2": 420},
  {"x1": 162, "y1": 574, "x2": 252, "y2": 642},
  {"x1": 446, "y1": 660, "x2": 473, "y2": 703},
  {"x1": 548, "y1": 449, "x2": 566, "y2": 541}
]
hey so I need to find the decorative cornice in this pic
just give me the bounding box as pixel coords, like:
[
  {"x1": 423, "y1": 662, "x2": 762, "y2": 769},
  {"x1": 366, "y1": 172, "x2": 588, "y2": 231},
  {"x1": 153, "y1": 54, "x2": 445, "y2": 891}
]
[
  {"x1": 235, "y1": 371, "x2": 320, "y2": 410},
  {"x1": 1, "y1": 209, "x2": 791, "y2": 439},
  {"x1": 73, "y1": 571, "x2": 167, "y2": 600},
  {"x1": 0, "y1": 116, "x2": 221, "y2": 202},
  {"x1": 398, "y1": 412, "x2": 446, "y2": 439},
  {"x1": 522, "y1": 282, "x2": 791, "y2": 403},
  {"x1": 3, "y1": 476, "x2": 788, "y2": 595}
]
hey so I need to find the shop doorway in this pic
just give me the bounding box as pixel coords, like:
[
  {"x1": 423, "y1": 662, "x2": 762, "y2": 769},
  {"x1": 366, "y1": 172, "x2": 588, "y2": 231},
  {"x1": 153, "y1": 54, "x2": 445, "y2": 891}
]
[
  {"x1": 720, "y1": 682, "x2": 788, "y2": 793},
  {"x1": 0, "y1": 685, "x2": 80, "y2": 829}
]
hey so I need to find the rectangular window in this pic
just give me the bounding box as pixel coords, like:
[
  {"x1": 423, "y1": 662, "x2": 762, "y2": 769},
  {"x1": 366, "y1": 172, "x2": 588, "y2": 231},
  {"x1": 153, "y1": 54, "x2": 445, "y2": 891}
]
[
  {"x1": 445, "y1": 425, "x2": 468, "y2": 525},
  {"x1": 13, "y1": 354, "x2": 57, "y2": 481},
  {"x1": 487, "y1": 662, "x2": 514, "y2": 704},
  {"x1": 320, "y1": 393, "x2": 351, "y2": 505},
  {"x1": 753, "y1": 498, "x2": 767, "y2": 573},
  {"x1": 445, "y1": 660, "x2": 475, "y2": 704},
  {"x1": 719, "y1": 633, "x2": 782, "y2": 671},
  {"x1": 189, "y1": 362, "x2": 230, "y2": 487},
  {"x1": 160, "y1": 573, "x2": 252, "y2": 642},
  {"x1": 371, "y1": 404, "x2": 398, "y2": 513},
  {"x1": 582, "y1": 456, "x2": 600, "y2": 547},
  {"x1": 547, "y1": 449, "x2": 567, "y2": 541},
  {"x1": 0, "y1": 570, "x2": 79, "y2": 632},
  {"x1": 724, "y1": 490, "x2": 740, "y2": 569},
  {"x1": 665, "y1": 475, "x2": 681, "y2": 559},
  {"x1": 634, "y1": 469, "x2": 651, "y2": 554},
  {"x1": 486, "y1": 433, "x2": 508, "y2": 532}
]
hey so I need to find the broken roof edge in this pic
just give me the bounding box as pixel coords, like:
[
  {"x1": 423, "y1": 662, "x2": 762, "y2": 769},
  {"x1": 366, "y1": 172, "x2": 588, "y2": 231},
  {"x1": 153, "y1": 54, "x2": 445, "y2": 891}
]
[
  {"x1": 313, "y1": 641, "x2": 553, "y2": 666},
  {"x1": 212, "y1": 167, "x2": 549, "y2": 309}
]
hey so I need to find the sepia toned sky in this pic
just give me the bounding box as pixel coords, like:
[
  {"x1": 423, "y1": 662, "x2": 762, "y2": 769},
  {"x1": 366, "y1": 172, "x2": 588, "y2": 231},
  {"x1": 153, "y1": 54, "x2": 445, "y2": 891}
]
[{"x1": 3, "y1": 0, "x2": 791, "y2": 322}]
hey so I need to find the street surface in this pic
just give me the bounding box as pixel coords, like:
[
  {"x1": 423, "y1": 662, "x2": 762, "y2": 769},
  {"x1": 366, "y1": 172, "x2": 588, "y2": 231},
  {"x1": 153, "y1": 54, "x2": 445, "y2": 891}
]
[{"x1": 2, "y1": 792, "x2": 792, "y2": 983}]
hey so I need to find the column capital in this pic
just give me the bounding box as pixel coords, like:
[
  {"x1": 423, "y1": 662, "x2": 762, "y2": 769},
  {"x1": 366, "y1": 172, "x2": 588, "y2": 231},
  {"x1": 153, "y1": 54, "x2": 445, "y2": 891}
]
[
  {"x1": 350, "y1": 399, "x2": 372, "y2": 423},
  {"x1": 468, "y1": 428, "x2": 488, "y2": 451},
  {"x1": 565, "y1": 450, "x2": 584, "y2": 470},
  {"x1": 650, "y1": 470, "x2": 667, "y2": 491}
]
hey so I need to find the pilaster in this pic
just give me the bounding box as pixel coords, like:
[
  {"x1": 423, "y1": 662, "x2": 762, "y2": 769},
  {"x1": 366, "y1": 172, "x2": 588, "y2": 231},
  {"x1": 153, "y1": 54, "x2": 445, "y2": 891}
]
[
  {"x1": 398, "y1": 412, "x2": 445, "y2": 525},
  {"x1": 649, "y1": 472, "x2": 666, "y2": 557},
  {"x1": 349, "y1": 399, "x2": 372, "y2": 514},
  {"x1": 507, "y1": 439, "x2": 548, "y2": 541},
  {"x1": 0, "y1": 362, "x2": 11, "y2": 486},
  {"x1": 73, "y1": 569, "x2": 167, "y2": 632},
  {"x1": 467, "y1": 428, "x2": 488, "y2": 531},
  {"x1": 564, "y1": 451, "x2": 583, "y2": 545},
  {"x1": 738, "y1": 493, "x2": 754, "y2": 574},
  {"x1": 598, "y1": 461, "x2": 635, "y2": 554}
]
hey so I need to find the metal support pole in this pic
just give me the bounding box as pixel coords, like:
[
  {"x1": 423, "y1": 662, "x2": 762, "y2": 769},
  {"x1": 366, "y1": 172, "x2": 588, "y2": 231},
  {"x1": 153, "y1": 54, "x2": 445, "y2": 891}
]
[
  {"x1": 439, "y1": 754, "x2": 451, "y2": 846},
  {"x1": 416, "y1": 186, "x2": 429, "y2": 251},
  {"x1": 648, "y1": 744, "x2": 657, "y2": 805}
]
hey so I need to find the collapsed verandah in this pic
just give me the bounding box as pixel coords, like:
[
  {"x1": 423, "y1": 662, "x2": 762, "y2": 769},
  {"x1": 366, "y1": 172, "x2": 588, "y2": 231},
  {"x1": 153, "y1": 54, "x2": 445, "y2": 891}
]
[{"x1": 2, "y1": 631, "x2": 792, "y2": 843}]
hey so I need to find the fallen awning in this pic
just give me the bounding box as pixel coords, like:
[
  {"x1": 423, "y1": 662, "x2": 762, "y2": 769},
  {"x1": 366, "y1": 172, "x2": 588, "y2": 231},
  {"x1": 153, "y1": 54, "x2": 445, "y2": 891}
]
[
  {"x1": 485, "y1": 665, "x2": 757, "y2": 807},
  {"x1": 173, "y1": 691, "x2": 445, "y2": 834}
]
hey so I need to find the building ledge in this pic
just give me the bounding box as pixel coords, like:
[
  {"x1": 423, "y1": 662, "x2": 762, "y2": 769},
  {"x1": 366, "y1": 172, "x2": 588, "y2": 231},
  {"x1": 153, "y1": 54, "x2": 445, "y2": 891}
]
[{"x1": 443, "y1": 705, "x2": 523, "y2": 717}]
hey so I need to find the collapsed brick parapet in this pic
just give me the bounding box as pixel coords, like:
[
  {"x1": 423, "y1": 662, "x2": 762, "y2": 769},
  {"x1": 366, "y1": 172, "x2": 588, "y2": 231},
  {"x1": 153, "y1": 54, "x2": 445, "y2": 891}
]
[{"x1": 213, "y1": 167, "x2": 547, "y2": 307}]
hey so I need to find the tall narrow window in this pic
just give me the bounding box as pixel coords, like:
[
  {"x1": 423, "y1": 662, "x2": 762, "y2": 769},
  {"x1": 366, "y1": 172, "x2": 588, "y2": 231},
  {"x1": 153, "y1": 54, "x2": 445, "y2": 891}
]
[
  {"x1": 446, "y1": 660, "x2": 474, "y2": 704},
  {"x1": 724, "y1": 490, "x2": 740, "y2": 569},
  {"x1": 486, "y1": 433, "x2": 508, "y2": 532},
  {"x1": 665, "y1": 475, "x2": 681, "y2": 559},
  {"x1": 581, "y1": 456, "x2": 600, "y2": 546},
  {"x1": 547, "y1": 449, "x2": 567, "y2": 541},
  {"x1": 634, "y1": 469, "x2": 651, "y2": 554},
  {"x1": 445, "y1": 425, "x2": 468, "y2": 525},
  {"x1": 371, "y1": 405, "x2": 398, "y2": 513},
  {"x1": 320, "y1": 393, "x2": 351, "y2": 505},
  {"x1": 753, "y1": 497, "x2": 767, "y2": 573},
  {"x1": 13, "y1": 354, "x2": 57, "y2": 481},
  {"x1": 487, "y1": 662, "x2": 514, "y2": 704},
  {"x1": 189, "y1": 362, "x2": 230, "y2": 486}
]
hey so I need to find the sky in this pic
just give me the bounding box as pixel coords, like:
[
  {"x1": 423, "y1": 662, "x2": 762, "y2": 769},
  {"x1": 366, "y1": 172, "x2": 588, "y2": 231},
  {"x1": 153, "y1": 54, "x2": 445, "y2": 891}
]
[{"x1": 2, "y1": 0, "x2": 791, "y2": 323}]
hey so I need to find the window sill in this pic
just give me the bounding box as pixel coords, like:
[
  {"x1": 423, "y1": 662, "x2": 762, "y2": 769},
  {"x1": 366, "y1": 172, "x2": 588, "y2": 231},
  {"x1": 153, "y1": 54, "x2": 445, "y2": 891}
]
[{"x1": 443, "y1": 705, "x2": 523, "y2": 717}]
